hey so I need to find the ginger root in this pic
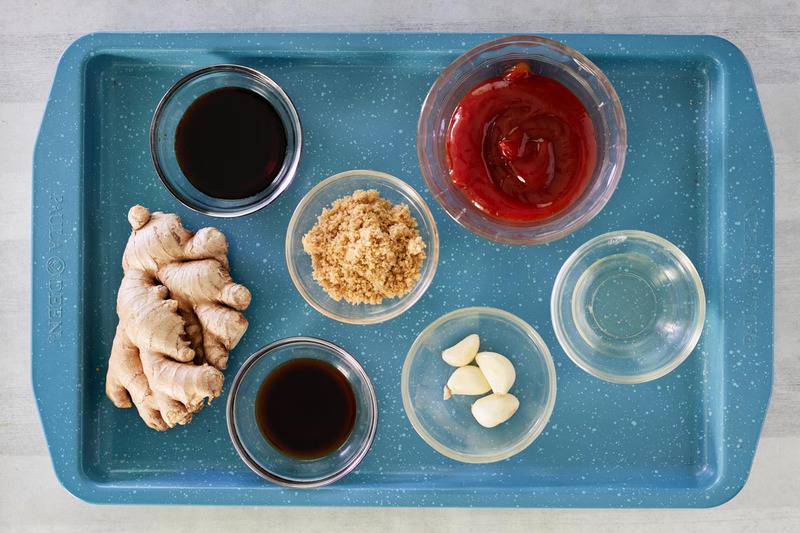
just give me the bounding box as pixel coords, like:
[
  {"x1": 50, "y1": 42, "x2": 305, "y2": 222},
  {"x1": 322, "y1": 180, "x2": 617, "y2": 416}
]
[{"x1": 105, "y1": 205, "x2": 251, "y2": 431}]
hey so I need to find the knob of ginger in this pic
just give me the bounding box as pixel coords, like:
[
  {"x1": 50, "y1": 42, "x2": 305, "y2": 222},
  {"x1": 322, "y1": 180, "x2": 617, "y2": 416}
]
[{"x1": 105, "y1": 205, "x2": 251, "y2": 431}]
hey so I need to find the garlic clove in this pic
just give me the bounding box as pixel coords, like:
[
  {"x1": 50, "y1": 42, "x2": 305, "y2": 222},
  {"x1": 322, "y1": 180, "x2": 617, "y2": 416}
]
[
  {"x1": 471, "y1": 393, "x2": 519, "y2": 428},
  {"x1": 443, "y1": 365, "x2": 491, "y2": 399},
  {"x1": 475, "y1": 351, "x2": 516, "y2": 394},
  {"x1": 442, "y1": 334, "x2": 480, "y2": 367}
]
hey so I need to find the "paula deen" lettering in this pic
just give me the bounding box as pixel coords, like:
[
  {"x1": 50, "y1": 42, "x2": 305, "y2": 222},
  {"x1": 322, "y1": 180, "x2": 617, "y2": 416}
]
[{"x1": 46, "y1": 192, "x2": 65, "y2": 343}]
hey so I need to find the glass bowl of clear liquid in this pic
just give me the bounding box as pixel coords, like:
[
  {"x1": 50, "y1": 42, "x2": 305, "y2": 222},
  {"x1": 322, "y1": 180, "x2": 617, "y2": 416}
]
[{"x1": 551, "y1": 230, "x2": 705, "y2": 384}]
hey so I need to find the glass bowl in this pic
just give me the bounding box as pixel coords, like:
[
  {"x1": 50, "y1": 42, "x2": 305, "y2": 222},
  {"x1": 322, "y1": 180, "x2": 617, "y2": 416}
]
[
  {"x1": 401, "y1": 307, "x2": 557, "y2": 463},
  {"x1": 226, "y1": 337, "x2": 378, "y2": 488},
  {"x1": 551, "y1": 230, "x2": 706, "y2": 384},
  {"x1": 150, "y1": 64, "x2": 302, "y2": 217},
  {"x1": 285, "y1": 170, "x2": 439, "y2": 325},
  {"x1": 417, "y1": 35, "x2": 626, "y2": 245}
]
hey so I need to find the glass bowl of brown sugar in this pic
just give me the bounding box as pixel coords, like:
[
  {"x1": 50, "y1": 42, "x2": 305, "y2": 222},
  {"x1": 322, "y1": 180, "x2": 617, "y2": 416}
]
[{"x1": 285, "y1": 170, "x2": 439, "y2": 325}]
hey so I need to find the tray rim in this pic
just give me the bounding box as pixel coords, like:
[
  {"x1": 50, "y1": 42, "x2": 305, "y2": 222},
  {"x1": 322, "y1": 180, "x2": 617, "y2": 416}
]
[{"x1": 31, "y1": 31, "x2": 774, "y2": 507}]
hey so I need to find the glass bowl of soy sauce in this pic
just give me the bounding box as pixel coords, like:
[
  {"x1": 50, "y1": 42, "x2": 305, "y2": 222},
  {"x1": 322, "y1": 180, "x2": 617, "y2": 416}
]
[
  {"x1": 151, "y1": 64, "x2": 302, "y2": 217},
  {"x1": 227, "y1": 337, "x2": 378, "y2": 488}
]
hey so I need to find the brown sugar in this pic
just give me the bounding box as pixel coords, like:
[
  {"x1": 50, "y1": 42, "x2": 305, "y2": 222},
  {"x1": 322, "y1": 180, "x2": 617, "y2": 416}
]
[{"x1": 302, "y1": 189, "x2": 426, "y2": 304}]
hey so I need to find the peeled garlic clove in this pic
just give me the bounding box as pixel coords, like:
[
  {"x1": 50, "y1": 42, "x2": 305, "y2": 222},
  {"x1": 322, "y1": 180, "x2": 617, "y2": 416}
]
[
  {"x1": 471, "y1": 393, "x2": 519, "y2": 428},
  {"x1": 443, "y1": 365, "x2": 491, "y2": 399},
  {"x1": 475, "y1": 352, "x2": 516, "y2": 394},
  {"x1": 442, "y1": 334, "x2": 480, "y2": 366}
]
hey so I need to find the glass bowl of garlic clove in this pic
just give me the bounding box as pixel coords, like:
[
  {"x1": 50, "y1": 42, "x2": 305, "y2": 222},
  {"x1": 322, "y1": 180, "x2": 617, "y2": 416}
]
[{"x1": 401, "y1": 307, "x2": 557, "y2": 463}]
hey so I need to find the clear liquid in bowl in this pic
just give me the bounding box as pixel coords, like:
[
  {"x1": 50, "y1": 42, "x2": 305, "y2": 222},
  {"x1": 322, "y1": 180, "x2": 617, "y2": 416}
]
[{"x1": 572, "y1": 252, "x2": 692, "y2": 360}]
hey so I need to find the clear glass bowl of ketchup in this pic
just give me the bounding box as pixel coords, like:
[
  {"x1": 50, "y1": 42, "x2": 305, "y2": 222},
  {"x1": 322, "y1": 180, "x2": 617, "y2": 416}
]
[{"x1": 418, "y1": 35, "x2": 627, "y2": 245}]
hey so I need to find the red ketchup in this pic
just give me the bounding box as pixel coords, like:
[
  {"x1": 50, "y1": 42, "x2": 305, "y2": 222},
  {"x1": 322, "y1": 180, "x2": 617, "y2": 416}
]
[{"x1": 446, "y1": 62, "x2": 597, "y2": 222}]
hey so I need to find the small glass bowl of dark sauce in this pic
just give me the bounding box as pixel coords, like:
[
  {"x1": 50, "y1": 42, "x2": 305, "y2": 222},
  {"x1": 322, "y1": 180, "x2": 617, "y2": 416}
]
[
  {"x1": 226, "y1": 337, "x2": 378, "y2": 488},
  {"x1": 151, "y1": 64, "x2": 301, "y2": 217}
]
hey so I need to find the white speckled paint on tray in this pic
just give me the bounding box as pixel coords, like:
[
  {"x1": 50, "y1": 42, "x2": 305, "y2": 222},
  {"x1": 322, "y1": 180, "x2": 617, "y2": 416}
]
[{"x1": 31, "y1": 33, "x2": 773, "y2": 507}]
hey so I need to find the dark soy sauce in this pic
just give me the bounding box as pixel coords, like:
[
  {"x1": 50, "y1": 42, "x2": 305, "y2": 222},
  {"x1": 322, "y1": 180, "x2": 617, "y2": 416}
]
[
  {"x1": 174, "y1": 87, "x2": 287, "y2": 200},
  {"x1": 255, "y1": 358, "x2": 357, "y2": 460}
]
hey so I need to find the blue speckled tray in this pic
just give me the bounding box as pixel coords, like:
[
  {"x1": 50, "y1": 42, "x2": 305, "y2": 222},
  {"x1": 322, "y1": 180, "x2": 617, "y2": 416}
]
[{"x1": 32, "y1": 33, "x2": 773, "y2": 507}]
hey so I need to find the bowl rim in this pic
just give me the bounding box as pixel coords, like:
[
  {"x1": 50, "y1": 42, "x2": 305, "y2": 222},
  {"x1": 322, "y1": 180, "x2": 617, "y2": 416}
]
[
  {"x1": 226, "y1": 336, "x2": 378, "y2": 488},
  {"x1": 401, "y1": 306, "x2": 558, "y2": 463},
  {"x1": 285, "y1": 169, "x2": 440, "y2": 325},
  {"x1": 550, "y1": 229, "x2": 707, "y2": 384},
  {"x1": 150, "y1": 63, "x2": 303, "y2": 218},
  {"x1": 417, "y1": 34, "x2": 627, "y2": 245}
]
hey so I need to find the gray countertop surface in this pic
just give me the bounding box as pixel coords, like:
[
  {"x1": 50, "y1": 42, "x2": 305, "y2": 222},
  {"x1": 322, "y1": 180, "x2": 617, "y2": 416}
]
[{"x1": 2, "y1": 0, "x2": 798, "y2": 531}]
